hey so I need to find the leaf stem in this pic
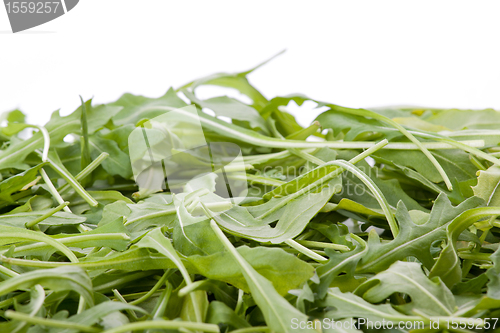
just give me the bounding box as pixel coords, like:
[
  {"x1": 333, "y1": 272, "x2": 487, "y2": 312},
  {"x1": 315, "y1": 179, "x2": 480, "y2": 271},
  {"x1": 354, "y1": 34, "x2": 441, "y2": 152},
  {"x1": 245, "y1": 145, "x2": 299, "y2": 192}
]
[
  {"x1": 1, "y1": 233, "x2": 130, "y2": 256},
  {"x1": 124, "y1": 201, "x2": 232, "y2": 226},
  {"x1": 130, "y1": 270, "x2": 171, "y2": 305},
  {"x1": 178, "y1": 279, "x2": 205, "y2": 297},
  {"x1": 457, "y1": 252, "x2": 491, "y2": 261},
  {"x1": 151, "y1": 282, "x2": 172, "y2": 318},
  {"x1": 58, "y1": 152, "x2": 109, "y2": 194},
  {"x1": 0, "y1": 231, "x2": 78, "y2": 263},
  {"x1": 257, "y1": 139, "x2": 389, "y2": 220},
  {"x1": 42, "y1": 153, "x2": 98, "y2": 207},
  {"x1": 80, "y1": 97, "x2": 92, "y2": 174},
  {"x1": 295, "y1": 240, "x2": 350, "y2": 252},
  {"x1": 25, "y1": 201, "x2": 69, "y2": 228},
  {"x1": 284, "y1": 239, "x2": 328, "y2": 262},
  {"x1": 112, "y1": 289, "x2": 138, "y2": 320},
  {"x1": 230, "y1": 327, "x2": 272, "y2": 333},
  {"x1": 327, "y1": 160, "x2": 399, "y2": 237},
  {"x1": 4, "y1": 310, "x2": 100, "y2": 333},
  {"x1": 40, "y1": 168, "x2": 71, "y2": 213},
  {"x1": 139, "y1": 106, "x2": 477, "y2": 150},
  {"x1": 329, "y1": 105, "x2": 453, "y2": 190},
  {"x1": 0, "y1": 264, "x2": 19, "y2": 278},
  {"x1": 99, "y1": 320, "x2": 220, "y2": 333}
]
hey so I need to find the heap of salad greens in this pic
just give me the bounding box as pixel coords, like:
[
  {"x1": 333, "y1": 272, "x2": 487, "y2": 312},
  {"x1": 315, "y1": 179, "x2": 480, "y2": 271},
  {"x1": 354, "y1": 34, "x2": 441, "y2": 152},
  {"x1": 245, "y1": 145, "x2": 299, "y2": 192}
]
[{"x1": 1, "y1": 56, "x2": 500, "y2": 333}]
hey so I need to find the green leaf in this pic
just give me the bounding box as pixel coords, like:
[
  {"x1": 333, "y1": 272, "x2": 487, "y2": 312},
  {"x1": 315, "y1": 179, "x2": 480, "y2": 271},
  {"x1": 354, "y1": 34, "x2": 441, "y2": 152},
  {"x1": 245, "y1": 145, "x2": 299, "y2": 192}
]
[
  {"x1": 0, "y1": 225, "x2": 79, "y2": 262},
  {"x1": 486, "y1": 247, "x2": 500, "y2": 299},
  {"x1": 209, "y1": 220, "x2": 315, "y2": 333},
  {"x1": 356, "y1": 194, "x2": 484, "y2": 274},
  {"x1": 430, "y1": 206, "x2": 500, "y2": 288},
  {"x1": 75, "y1": 247, "x2": 176, "y2": 271},
  {"x1": 321, "y1": 287, "x2": 424, "y2": 324},
  {"x1": 373, "y1": 149, "x2": 478, "y2": 184},
  {"x1": 135, "y1": 227, "x2": 205, "y2": 322},
  {"x1": 50, "y1": 301, "x2": 148, "y2": 333},
  {"x1": 0, "y1": 284, "x2": 44, "y2": 333},
  {"x1": 111, "y1": 88, "x2": 187, "y2": 126},
  {"x1": 89, "y1": 134, "x2": 132, "y2": 179},
  {"x1": 178, "y1": 51, "x2": 279, "y2": 111},
  {"x1": 216, "y1": 178, "x2": 340, "y2": 243},
  {"x1": 472, "y1": 165, "x2": 500, "y2": 206},
  {"x1": 355, "y1": 261, "x2": 456, "y2": 316},
  {"x1": 0, "y1": 267, "x2": 93, "y2": 306},
  {"x1": 424, "y1": 108, "x2": 500, "y2": 130},
  {"x1": 0, "y1": 210, "x2": 85, "y2": 228},
  {"x1": 317, "y1": 235, "x2": 367, "y2": 298},
  {"x1": 188, "y1": 245, "x2": 314, "y2": 296},
  {"x1": 0, "y1": 109, "x2": 26, "y2": 124},
  {"x1": 316, "y1": 110, "x2": 403, "y2": 141},
  {"x1": 184, "y1": 92, "x2": 269, "y2": 134},
  {"x1": 206, "y1": 301, "x2": 250, "y2": 329},
  {"x1": 0, "y1": 163, "x2": 47, "y2": 203}
]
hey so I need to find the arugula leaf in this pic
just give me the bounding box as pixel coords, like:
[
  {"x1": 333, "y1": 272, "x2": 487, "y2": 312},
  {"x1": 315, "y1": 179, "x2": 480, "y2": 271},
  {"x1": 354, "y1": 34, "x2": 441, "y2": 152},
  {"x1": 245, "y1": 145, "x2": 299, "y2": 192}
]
[
  {"x1": 0, "y1": 267, "x2": 93, "y2": 306},
  {"x1": 0, "y1": 163, "x2": 47, "y2": 203},
  {"x1": 356, "y1": 194, "x2": 484, "y2": 273},
  {"x1": 188, "y1": 245, "x2": 314, "y2": 295},
  {"x1": 472, "y1": 165, "x2": 500, "y2": 206},
  {"x1": 356, "y1": 261, "x2": 456, "y2": 316},
  {"x1": 210, "y1": 220, "x2": 315, "y2": 333}
]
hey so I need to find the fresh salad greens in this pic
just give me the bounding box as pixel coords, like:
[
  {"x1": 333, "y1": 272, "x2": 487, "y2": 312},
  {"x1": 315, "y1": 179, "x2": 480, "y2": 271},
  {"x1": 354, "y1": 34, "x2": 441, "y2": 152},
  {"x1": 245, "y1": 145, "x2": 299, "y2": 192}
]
[{"x1": 1, "y1": 55, "x2": 500, "y2": 333}]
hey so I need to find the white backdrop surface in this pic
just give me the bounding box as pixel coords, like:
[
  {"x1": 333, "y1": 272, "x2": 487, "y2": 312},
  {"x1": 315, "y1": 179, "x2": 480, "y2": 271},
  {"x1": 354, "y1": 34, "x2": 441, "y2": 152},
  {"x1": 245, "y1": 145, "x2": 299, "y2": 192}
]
[{"x1": 1, "y1": 1, "x2": 500, "y2": 127}]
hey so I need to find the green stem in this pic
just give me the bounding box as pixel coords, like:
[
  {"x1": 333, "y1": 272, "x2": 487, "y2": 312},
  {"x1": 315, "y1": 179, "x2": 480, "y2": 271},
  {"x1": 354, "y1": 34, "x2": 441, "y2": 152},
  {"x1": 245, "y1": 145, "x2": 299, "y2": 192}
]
[
  {"x1": 4, "y1": 311, "x2": 100, "y2": 333},
  {"x1": 295, "y1": 240, "x2": 350, "y2": 252},
  {"x1": 151, "y1": 282, "x2": 172, "y2": 319},
  {"x1": 230, "y1": 327, "x2": 272, "y2": 333},
  {"x1": 178, "y1": 279, "x2": 205, "y2": 297},
  {"x1": 44, "y1": 154, "x2": 98, "y2": 207},
  {"x1": 330, "y1": 105, "x2": 453, "y2": 190},
  {"x1": 0, "y1": 264, "x2": 19, "y2": 278},
  {"x1": 140, "y1": 106, "x2": 475, "y2": 150},
  {"x1": 0, "y1": 256, "x2": 61, "y2": 268},
  {"x1": 112, "y1": 289, "x2": 138, "y2": 320},
  {"x1": 25, "y1": 201, "x2": 69, "y2": 228},
  {"x1": 1, "y1": 233, "x2": 130, "y2": 256},
  {"x1": 284, "y1": 239, "x2": 328, "y2": 262},
  {"x1": 80, "y1": 96, "x2": 91, "y2": 173},
  {"x1": 257, "y1": 139, "x2": 389, "y2": 220},
  {"x1": 289, "y1": 148, "x2": 325, "y2": 165},
  {"x1": 40, "y1": 168, "x2": 72, "y2": 213},
  {"x1": 58, "y1": 152, "x2": 109, "y2": 194},
  {"x1": 457, "y1": 252, "x2": 491, "y2": 261},
  {"x1": 100, "y1": 320, "x2": 220, "y2": 333},
  {"x1": 230, "y1": 173, "x2": 285, "y2": 187},
  {"x1": 124, "y1": 201, "x2": 231, "y2": 226},
  {"x1": 462, "y1": 227, "x2": 491, "y2": 277},
  {"x1": 130, "y1": 270, "x2": 171, "y2": 305},
  {"x1": 0, "y1": 231, "x2": 78, "y2": 263},
  {"x1": 0, "y1": 293, "x2": 29, "y2": 309},
  {"x1": 268, "y1": 117, "x2": 325, "y2": 165},
  {"x1": 408, "y1": 130, "x2": 500, "y2": 168},
  {"x1": 28, "y1": 125, "x2": 97, "y2": 212},
  {"x1": 235, "y1": 289, "x2": 244, "y2": 316},
  {"x1": 327, "y1": 160, "x2": 398, "y2": 237}
]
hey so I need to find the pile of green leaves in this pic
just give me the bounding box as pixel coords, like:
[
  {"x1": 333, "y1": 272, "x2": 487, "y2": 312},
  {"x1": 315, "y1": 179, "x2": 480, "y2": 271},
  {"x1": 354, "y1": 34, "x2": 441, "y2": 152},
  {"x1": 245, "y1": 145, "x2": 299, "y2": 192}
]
[{"x1": 1, "y1": 56, "x2": 500, "y2": 333}]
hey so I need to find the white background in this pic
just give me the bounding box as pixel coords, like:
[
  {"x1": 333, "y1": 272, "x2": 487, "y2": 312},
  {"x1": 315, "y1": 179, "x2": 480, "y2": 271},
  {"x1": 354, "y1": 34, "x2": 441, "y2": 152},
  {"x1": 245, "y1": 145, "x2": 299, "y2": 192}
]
[{"x1": 1, "y1": 0, "x2": 500, "y2": 127}]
